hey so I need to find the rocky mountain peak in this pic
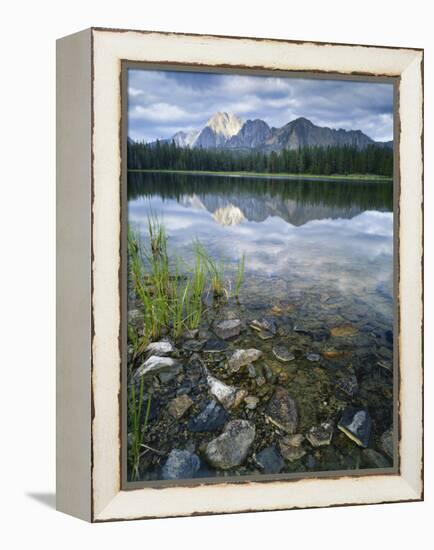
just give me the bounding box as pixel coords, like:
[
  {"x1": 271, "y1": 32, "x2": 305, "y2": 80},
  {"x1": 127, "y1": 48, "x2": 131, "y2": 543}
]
[{"x1": 206, "y1": 112, "x2": 243, "y2": 138}]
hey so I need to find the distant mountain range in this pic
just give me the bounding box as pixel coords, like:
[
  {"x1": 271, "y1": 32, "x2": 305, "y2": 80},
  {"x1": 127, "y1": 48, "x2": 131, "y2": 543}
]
[{"x1": 149, "y1": 112, "x2": 392, "y2": 152}]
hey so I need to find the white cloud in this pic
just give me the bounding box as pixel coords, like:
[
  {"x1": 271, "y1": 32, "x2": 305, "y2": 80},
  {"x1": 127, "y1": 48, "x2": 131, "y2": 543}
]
[{"x1": 131, "y1": 103, "x2": 191, "y2": 122}]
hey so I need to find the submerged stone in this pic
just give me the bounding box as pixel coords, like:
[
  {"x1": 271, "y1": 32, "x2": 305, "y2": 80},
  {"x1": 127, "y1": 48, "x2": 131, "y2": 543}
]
[
  {"x1": 323, "y1": 350, "x2": 351, "y2": 360},
  {"x1": 187, "y1": 399, "x2": 228, "y2": 432},
  {"x1": 279, "y1": 434, "x2": 306, "y2": 462},
  {"x1": 250, "y1": 317, "x2": 277, "y2": 335},
  {"x1": 247, "y1": 364, "x2": 257, "y2": 378},
  {"x1": 266, "y1": 386, "x2": 298, "y2": 434},
  {"x1": 306, "y1": 422, "x2": 334, "y2": 447},
  {"x1": 167, "y1": 394, "x2": 193, "y2": 419},
  {"x1": 204, "y1": 338, "x2": 228, "y2": 352},
  {"x1": 306, "y1": 353, "x2": 321, "y2": 362},
  {"x1": 158, "y1": 367, "x2": 182, "y2": 384},
  {"x1": 272, "y1": 345, "x2": 295, "y2": 363},
  {"x1": 214, "y1": 319, "x2": 242, "y2": 340},
  {"x1": 330, "y1": 325, "x2": 359, "y2": 338},
  {"x1": 182, "y1": 339, "x2": 206, "y2": 353},
  {"x1": 145, "y1": 340, "x2": 175, "y2": 357},
  {"x1": 255, "y1": 446, "x2": 284, "y2": 474},
  {"x1": 206, "y1": 373, "x2": 246, "y2": 410},
  {"x1": 227, "y1": 348, "x2": 263, "y2": 372},
  {"x1": 162, "y1": 449, "x2": 200, "y2": 480},
  {"x1": 338, "y1": 407, "x2": 372, "y2": 447},
  {"x1": 361, "y1": 448, "x2": 391, "y2": 469},
  {"x1": 204, "y1": 420, "x2": 255, "y2": 469},
  {"x1": 134, "y1": 355, "x2": 180, "y2": 379},
  {"x1": 336, "y1": 374, "x2": 359, "y2": 397}
]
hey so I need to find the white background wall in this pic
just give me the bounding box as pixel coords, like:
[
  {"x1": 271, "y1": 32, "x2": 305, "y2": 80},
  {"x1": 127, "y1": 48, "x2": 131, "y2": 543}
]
[{"x1": 1, "y1": 0, "x2": 432, "y2": 547}]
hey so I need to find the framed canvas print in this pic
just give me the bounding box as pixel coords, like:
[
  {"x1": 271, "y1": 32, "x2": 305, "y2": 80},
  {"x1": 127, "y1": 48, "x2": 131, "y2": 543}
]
[{"x1": 56, "y1": 28, "x2": 424, "y2": 522}]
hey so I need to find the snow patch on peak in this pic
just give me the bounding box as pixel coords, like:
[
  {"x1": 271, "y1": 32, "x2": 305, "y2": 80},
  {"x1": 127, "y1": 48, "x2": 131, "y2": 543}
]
[{"x1": 206, "y1": 112, "x2": 243, "y2": 138}]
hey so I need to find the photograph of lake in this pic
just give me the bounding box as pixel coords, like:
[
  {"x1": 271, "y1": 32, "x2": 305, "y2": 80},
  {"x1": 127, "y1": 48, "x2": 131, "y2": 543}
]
[{"x1": 125, "y1": 68, "x2": 395, "y2": 483}]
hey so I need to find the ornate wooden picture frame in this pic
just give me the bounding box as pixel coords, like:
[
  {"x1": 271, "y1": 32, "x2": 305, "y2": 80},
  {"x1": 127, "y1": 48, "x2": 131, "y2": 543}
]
[{"x1": 56, "y1": 27, "x2": 423, "y2": 522}]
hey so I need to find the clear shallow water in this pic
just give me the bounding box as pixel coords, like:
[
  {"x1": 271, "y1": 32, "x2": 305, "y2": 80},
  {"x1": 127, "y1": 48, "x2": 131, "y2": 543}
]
[{"x1": 127, "y1": 171, "x2": 394, "y2": 480}]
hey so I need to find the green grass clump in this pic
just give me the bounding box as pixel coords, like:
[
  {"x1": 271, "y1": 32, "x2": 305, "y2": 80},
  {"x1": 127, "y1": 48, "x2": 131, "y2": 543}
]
[
  {"x1": 128, "y1": 377, "x2": 152, "y2": 481},
  {"x1": 128, "y1": 216, "x2": 246, "y2": 346},
  {"x1": 193, "y1": 240, "x2": 227, "y2": 298}
]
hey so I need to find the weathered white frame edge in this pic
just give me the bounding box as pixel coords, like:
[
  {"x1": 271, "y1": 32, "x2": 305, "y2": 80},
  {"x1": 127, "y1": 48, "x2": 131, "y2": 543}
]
[{"x1": 56, "y1": 28, "x2": 423, "y2": 523}]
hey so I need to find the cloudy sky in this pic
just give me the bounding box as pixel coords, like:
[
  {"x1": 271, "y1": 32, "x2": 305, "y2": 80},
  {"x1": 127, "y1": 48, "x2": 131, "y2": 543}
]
[{"x1": 128, "y1": 69, "x2": 394, "y2": 143}]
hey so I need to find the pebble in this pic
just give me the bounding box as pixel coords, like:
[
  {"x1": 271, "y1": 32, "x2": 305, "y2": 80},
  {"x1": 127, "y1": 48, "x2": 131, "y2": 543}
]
[
  {"x1": 272, "y1": 345, "x2": 295, "y2": 362},
  {"x1": 162, "y1": 449, "x2": 200, "y2": 480},
  {"x1": 227, "y1": 348, "x2": 263, "y2": 371},
  {"x1": 255, "y1": 446, "x2": 284, "y2": 474},
  {"x1": 187, "y1": 399, "x2": 229, "y2": 432},
  {"x1": 204, "y1": 420, "x2": 255, "y2": 470},
  {"x1": 167, "y1": 394, "x2": 193, "y2": 419},
  {"x1": 306, "y1": 422, "x2": 334, "y2": 447},
  {"x1": 266, "y1": 386, "x2": 298, "y2": 434},
  {"x1": 338, "y1": 407, "x2": 372, "y2": 447},
  {"x1": 279, "y1": 434, "x2": 306, "y2": 462},
  {"x1": 213, "y1": 319, "x2": 242, "y2": 340}
]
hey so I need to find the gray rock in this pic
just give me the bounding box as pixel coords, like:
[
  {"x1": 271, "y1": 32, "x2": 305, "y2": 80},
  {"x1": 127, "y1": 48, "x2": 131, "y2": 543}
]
[
  {"x1": 338, "y1": 407, "x2": 372, "y2": 447},
  {"x1": 227, "y1": 349, "x2": 263, "y2": 371},
  {"x1": 247, "y1": 364, "x2": 257, "y2": 378},
  {"x1": 379, "y1": 427, "x2": 394, "y2": 459},
  {"x1": 361, "y1": 448, "x2": 391, "y2": 469},
  {"x1": 306, "y1": 422, "x2": 334, "y2": 447},
  {"x1": 255, "y1": 446, "x2": 284, "y2": 474},
  {"x1": 206, "y1": 373, "x2": 246, "y2": 410},
  {"x1": 263, "y1": 363, "x2": 275, "y2": 382},
  {"x1": 162, "y1": 449, "x2": 200, "y2": 480},
  {"x1": 306, "y1": 353, "x2": 321, "y2": 362},
  {"x1": 167, "y1": 394, "x2": 193, "y2": 419},
  {"x1": 182, "y1": 339, "x2": 206, "y2": 353},
  {"x1": 204, "y1": 420, "x2": 255, "y2": 469},
  {"x1": 214, "y1": 319, "x2": 242, "y2": 340},
  {"x1": 188, "y1": 399, "x2": 228, "y2": 432},
  {"x1": 134, "y1": 355, "x2": 180, "y2": 379},
  {"x1": 158, "y1": 367, "x2": 182, "y2": 384},
  {"x1": 250, "y1": 317, "x2": 277, "y2": 335},
  {"x1": 336, "y1": 374, "x2": 359, "y2": 397},
  {"x1": 204, "y1": 338, "x2": 228, "y2": 352},
  {"x1": 279, "y1": 434, "x2": 306, "y2": 462},
  {"x1": 272, "y1": 345, "x2": 295, "y2": 363},
  {"x1": 266, "y1": 386, "x2": 298, "y2": 434},
  {"x1": 145, "y1": 340, "x2": 175, "y2": 357}
]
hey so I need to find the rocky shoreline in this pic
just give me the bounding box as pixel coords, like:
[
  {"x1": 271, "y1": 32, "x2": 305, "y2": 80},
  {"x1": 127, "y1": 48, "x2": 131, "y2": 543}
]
[{"x1": 127, "y1": 285, "x2": 394, "y2": 481}]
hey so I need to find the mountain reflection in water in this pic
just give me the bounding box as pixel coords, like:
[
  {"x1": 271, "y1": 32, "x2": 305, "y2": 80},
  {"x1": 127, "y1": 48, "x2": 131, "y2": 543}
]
[{"x1": 128, "y1": 171, "x2": 393, "y2": 310}]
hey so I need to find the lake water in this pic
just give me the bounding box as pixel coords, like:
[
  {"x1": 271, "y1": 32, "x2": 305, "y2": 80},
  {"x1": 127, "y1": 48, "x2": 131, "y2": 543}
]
[
  {"x1": 127, "y1": 171, "x2": 395, "y2": 478},
  {"x1": 128, "y1": 172, "x2": 393, "y2": 319}
]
